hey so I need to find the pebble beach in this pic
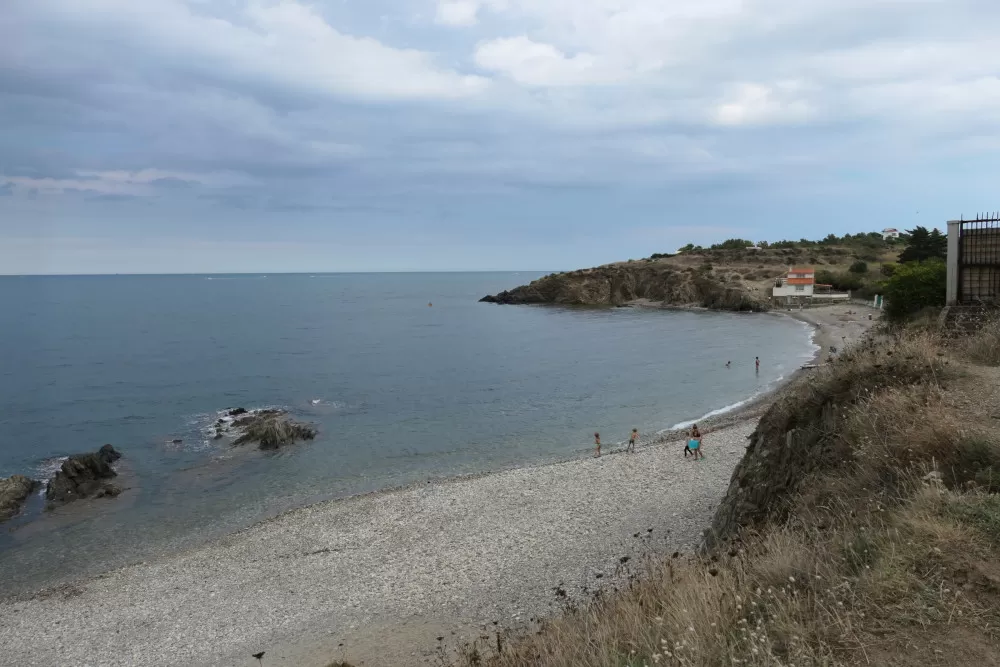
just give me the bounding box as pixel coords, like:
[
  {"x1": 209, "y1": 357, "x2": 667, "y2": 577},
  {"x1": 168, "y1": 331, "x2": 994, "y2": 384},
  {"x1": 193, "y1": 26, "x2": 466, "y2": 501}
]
[{"x1": 0, "y1": 306, "x2": 878, "y2": 667}]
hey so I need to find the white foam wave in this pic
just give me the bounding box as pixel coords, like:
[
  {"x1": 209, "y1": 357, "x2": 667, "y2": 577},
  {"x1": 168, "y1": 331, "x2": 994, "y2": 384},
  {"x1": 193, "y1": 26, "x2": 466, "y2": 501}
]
[
  {"x1": 665, "y1": 373, "x2": 790, "y2": 432},
  {"x1": 36, "y1": 456, "x2": 68, "y2": 479}
]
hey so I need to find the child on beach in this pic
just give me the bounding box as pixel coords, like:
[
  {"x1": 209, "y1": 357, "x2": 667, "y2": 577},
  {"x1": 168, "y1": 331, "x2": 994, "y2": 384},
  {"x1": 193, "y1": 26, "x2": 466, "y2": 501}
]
[
  {"x1": 686, "y1": 424, "x2": 704, "y2": 459},
  {"x1": 594, "y1": 432, "x2": 601, "y2": 458},
  {"x1": 627, "y1": 428, "x2": 638, "y2": 453}
]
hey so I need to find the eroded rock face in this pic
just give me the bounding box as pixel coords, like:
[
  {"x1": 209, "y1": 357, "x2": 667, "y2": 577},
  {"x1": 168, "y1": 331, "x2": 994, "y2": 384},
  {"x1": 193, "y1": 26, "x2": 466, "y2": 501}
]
[
  {"x1": 45, "y1": 445, "x2": 123, "y2": 508},
  {"x1": 479, "y1": 265, "x2": 768, "y2": 311},
  {"x1": 0, "y1": 475, "x2": 39, "y2": 522}
]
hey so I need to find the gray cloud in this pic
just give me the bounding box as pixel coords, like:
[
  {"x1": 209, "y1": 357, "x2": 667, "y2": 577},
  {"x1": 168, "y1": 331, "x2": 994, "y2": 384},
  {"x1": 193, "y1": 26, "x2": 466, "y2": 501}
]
[{"x1": 0, "y1": 0, "x2": 997, "y2": 273}]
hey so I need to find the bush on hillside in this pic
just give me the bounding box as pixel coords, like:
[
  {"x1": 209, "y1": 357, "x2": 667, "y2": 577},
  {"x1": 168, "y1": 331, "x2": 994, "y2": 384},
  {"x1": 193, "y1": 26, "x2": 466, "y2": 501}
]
[
  {"x1": 815, "y1": 270, "x2": 864, "y2": 292},
  {"x1": 710, "y1": 238, "x2": 755, "y2": 250},
  {"x1": 883, "y1": 259, "x2": 946, "y2": 321},
  {"x1": 849, "y1": 260, "x2": 868, "y2": 274},
  {"x1": 881, "y1": 263, "x2": 898, "y2": 277}
]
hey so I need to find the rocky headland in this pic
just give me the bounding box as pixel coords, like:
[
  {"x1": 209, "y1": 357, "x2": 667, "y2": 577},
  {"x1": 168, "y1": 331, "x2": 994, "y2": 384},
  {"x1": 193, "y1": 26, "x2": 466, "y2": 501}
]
[{"x1": 480, "y1": 261, "x2": 771, "y2": 311}]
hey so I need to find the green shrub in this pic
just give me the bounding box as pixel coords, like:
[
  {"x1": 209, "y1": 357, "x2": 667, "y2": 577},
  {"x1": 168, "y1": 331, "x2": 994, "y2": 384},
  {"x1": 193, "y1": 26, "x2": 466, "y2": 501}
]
[
  {"x1": 815, "y1": 269, "x2": 863, "y2": 291},
  {"x1": 881, "y1": 263, "x2": 898, "y2": 277},
  {"x1": 883, "y1": 260, "x2": 946, "y2": 321},
  {"x1": 849, "y1": 260, "x2": 868, "y2": 274}
]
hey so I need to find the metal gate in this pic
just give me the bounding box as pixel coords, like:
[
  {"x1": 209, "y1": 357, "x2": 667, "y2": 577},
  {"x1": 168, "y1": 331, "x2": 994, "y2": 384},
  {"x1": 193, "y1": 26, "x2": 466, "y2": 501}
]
[{"x1": 958, "y1": 213, "x2": 1000, "y2": 304}]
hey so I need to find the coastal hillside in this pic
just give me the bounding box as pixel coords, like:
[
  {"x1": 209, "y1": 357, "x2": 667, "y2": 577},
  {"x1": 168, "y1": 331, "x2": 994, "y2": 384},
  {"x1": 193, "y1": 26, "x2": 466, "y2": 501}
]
[
  {"x1": 481, "y1": 236, "x2": 900, "y2": 310},
  {"x1": 455, "y1": 317, "x2": 1000, "y2": 666}
]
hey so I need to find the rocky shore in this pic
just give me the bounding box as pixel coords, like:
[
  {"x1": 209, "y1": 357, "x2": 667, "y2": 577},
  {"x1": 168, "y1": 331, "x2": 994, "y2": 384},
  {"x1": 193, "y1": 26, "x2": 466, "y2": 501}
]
[
  {"x1": 0, "y1": 420, "x2": 757, "y2": 667},
  {"x1": 0, "y1": 475, "x2": 39, "y2": 522}
]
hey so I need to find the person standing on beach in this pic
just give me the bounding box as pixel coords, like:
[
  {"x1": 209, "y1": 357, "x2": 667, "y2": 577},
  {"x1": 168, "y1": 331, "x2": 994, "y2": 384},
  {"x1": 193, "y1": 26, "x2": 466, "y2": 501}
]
[
  {"x1": 594, "y1": 432, "x2": 601, "y2": 458},
  {"x1": 627, "y1": 428, "x2": 638, "y2": 453},
  {"x1": 755, "y1": 356, "x2": 760, "y2": 373},
  {"x1": 689, "y1": 424, "x2": 704, "y2": 460}
]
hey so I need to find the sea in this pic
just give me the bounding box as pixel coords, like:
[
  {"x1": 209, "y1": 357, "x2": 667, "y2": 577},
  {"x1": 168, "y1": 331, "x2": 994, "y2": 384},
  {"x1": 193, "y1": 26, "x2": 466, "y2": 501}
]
[{"x1": 0, "y1": 272, "x2": 817, "y2": 594}]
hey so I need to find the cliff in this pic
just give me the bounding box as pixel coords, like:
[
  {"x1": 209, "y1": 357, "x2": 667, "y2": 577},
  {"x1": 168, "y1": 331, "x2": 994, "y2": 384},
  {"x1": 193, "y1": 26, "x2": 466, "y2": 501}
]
[{"x1": 480, "y1": 263, "x2": 770, "y2": 311}]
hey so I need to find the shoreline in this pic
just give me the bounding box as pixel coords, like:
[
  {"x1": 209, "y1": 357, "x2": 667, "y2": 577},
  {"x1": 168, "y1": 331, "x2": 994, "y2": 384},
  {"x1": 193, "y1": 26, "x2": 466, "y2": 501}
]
[{"x1": 0, "y1": 305, "x2": 879, "y2": 667}]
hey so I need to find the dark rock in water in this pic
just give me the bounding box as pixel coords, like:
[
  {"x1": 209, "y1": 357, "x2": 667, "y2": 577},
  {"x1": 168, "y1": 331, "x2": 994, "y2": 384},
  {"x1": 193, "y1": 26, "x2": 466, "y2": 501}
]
[
  {"x1": 479, "y1": 291, "x2": 516, "y2": 304},
  {"x1": 46, "y1": 445, "x2": 123, "y2": 508},
  {"x1": 228, "y1": 407, "x2": 248, "y2": 416},
  {"x1": 232, "y1": 412, "x2": 317, "y2": 450},
  {"x1": 98, "y1": 444, "x2": 122, "y2": 463},
  {"x1": 1, "y1": 475, "x2": 40, "y2": 522},
  {"x1": 214, "y1": 431, "x2": 224, "y2": 440},
  {"x1": 171, "y1": 438, "x2": 183, "y2": 444}
]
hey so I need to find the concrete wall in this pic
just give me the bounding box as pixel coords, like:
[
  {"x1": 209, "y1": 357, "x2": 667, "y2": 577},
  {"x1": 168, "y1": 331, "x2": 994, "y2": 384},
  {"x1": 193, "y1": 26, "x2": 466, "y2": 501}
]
[{"x1": 947, "y1": 220, "x2": 960, "y2": 306}]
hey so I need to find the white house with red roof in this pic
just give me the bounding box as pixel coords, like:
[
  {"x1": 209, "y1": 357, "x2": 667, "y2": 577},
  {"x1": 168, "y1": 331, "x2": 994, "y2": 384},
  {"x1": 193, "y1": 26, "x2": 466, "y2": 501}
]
[{"x1": 772, "y1": 266, "x2": 850, "y2": 304}]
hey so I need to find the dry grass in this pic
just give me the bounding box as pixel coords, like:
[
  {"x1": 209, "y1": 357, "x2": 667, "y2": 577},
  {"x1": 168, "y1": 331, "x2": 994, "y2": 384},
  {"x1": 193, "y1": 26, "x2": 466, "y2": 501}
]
[
  {"x1": 961, "y1": 316, "x2": 1000, "y2": 366},
  {"x1": 454, "y1": 328, "x2": 1000, "y2": 667}
]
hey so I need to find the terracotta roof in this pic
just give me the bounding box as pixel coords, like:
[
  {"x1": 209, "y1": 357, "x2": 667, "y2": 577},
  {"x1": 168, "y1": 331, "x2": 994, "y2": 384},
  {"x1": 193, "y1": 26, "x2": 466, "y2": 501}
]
[
  {"x1": 789, "y1": 267, "x2": 814, "y2": 273},
  {"x1": 786, "y1": 277, "x2": 815, "y2": 285}
]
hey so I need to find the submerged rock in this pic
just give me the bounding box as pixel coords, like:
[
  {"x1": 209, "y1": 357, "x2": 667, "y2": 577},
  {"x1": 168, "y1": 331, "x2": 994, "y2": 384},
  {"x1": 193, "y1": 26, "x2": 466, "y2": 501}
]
[
  {"x1": 231, "y1": 411, "x2": 317, "y2": 450},
  {"x1": 228, "y1": 407, "x2": 248, "y2": 416},
  {"x1": 0, "y1": 475, "x2": 40, "y2": 522},
  {"x1": 45, "y1": 445, "x2": 123, "y2": 508}
]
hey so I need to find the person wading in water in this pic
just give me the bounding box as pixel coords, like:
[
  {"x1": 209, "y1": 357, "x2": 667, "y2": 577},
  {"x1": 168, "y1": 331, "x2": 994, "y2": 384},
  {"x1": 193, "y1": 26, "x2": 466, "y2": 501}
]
[{"x1": 594, "y1": 432, "x2": 602, "y2": 458}]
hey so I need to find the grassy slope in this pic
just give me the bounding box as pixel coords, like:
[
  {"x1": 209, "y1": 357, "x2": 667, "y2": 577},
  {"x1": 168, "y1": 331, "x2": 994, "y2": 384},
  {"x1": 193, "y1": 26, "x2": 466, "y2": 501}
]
[{"x1": 453, "y1": 320, "x2": 1000, "y2": 667}]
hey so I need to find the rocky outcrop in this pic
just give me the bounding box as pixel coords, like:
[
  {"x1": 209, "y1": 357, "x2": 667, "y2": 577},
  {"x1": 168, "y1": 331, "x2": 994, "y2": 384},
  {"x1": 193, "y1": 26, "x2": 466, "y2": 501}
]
[
  {"x1": 46, "y1": 444, "x2": 123, "y2": 508},
  {"x1": 480, "y1": 264, "x2": 768, "y2": 311},
  {"x1": 231, "y1": 411, "x2": 317, "y2": 450},
  {"x1": 1, "y1": 475, "x2": 40, "y2": 522}
]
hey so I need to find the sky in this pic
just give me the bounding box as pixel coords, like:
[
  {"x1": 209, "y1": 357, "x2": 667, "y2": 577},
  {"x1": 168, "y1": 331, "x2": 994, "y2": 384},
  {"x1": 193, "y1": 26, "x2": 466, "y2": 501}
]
[{"x1": 1, "y1": 0, "x2": 999, "y2": 274}]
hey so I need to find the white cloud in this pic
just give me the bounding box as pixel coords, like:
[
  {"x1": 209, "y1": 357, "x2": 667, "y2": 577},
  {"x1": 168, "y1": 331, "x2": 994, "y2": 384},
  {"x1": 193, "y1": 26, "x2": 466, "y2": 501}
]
[
  {"x1": 6, "y1": 0, "x2": 490, "y2": 101},
  {"x1": 713, "y1": 83, "x2": 816, "y2": 127},
  {"x1": 474, "y1": 36, "x2": 619, "y2": 87},
  {"x1": 436, "y1": 1, "x2": 480, "y2": 26},
  {"x1": 4, "y1": 169, "x2": 253, "y2": 196}
]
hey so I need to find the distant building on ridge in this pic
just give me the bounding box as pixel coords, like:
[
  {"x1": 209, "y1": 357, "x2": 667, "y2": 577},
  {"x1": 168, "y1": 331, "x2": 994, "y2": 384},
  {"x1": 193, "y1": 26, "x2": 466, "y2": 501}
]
[{"x1": 882, "y1": 228, "x2": 900, "y2": 240}]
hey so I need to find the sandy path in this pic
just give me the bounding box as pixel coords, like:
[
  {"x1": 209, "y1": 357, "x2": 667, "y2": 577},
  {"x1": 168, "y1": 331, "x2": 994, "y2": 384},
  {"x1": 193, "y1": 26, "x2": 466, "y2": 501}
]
[{"x1": 0, "y1": 421, "x2": 756, "y2": 667}]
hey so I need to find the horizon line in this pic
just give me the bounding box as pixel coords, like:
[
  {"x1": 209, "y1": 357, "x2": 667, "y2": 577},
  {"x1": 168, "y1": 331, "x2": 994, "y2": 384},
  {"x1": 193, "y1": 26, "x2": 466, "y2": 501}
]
[{"x1": 0, "y1": 269, "x2": 557, "y2": 278}]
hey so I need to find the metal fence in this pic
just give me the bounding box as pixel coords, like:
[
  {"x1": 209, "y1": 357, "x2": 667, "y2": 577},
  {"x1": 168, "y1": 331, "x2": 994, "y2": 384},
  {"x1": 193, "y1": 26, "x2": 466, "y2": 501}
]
[{"x1": 957, "y1": 213, "x2": 1000, "y2": 304}]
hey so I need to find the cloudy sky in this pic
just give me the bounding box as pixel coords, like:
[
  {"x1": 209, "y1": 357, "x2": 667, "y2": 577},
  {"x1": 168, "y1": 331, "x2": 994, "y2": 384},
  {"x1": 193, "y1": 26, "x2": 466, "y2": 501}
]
[{"x1": 2, "y1": 0, "x2": 998, "y2": 274}]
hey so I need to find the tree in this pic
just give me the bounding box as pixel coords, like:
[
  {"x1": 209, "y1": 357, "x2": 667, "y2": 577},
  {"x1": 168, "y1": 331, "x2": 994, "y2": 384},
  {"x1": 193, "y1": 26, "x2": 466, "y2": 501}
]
[
  {"x1": 815, "y1": 270, "x2": 864, "y2": 291},
  {"x1": 849, "y1": 260, "x2": 868, "y2": 274},
  {"x1": 677, "y1": 244, "x2": 695, "y2": 253},
  {"x1": 881, "y1": 263, "x2": 898, "y2": 277},
  {"x1": 710, "y1": 238, "x2": 754, "y2": 250},
  {"x1": 820, "y1": 233, "x2": 840, "y2": 245},
  {"x1": 898, "y1": 226, "x2": 947, "y2": 263},
  {"x1": 883, "y1": 259, "x2": 946, "y2": 320}
]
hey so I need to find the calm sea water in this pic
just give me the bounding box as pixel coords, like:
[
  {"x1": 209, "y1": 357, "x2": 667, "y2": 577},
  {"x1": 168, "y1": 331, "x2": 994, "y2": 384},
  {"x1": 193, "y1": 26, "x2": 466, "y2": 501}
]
[{"x1": 0, "y1": 273, "x2": 815, "y2": 593}]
